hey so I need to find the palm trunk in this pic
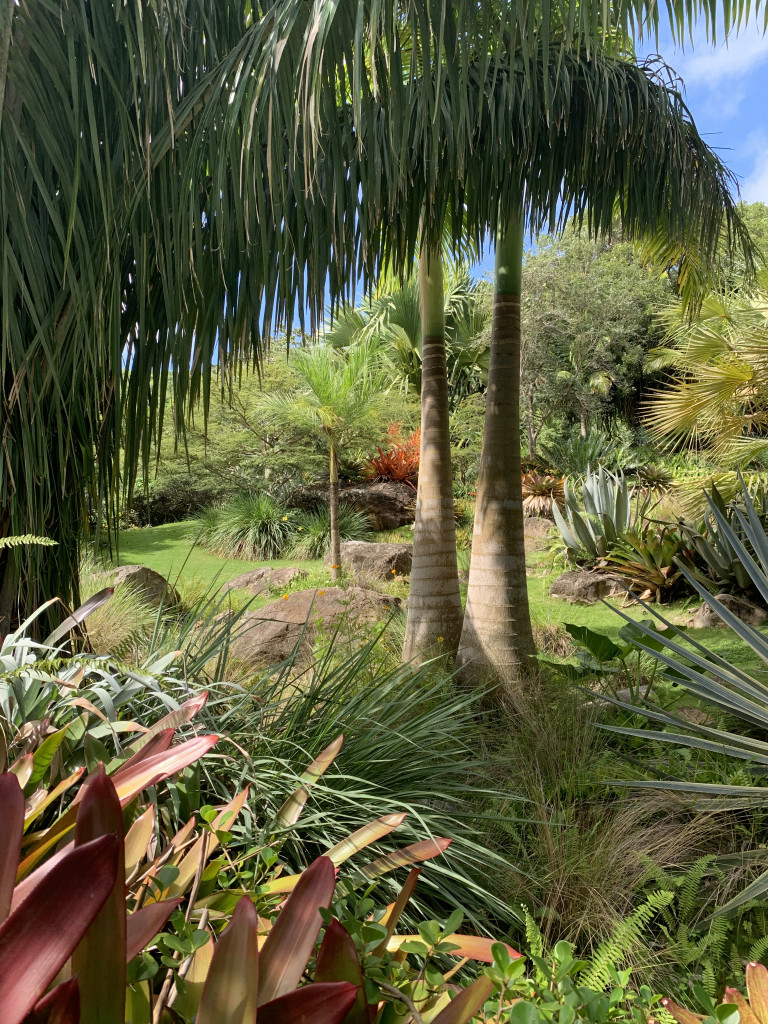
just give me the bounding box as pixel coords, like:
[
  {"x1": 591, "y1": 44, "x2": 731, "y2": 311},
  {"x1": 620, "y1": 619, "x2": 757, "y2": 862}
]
[
  {"x1": 402, "y1": 244, "x2": 463, "y2": 662},
  {"x1": 456, "y1": 207, "x2": 535, "y2": 691},
  {"x1": 329, "y1": 446, "x2": 341, "y2": 580}
]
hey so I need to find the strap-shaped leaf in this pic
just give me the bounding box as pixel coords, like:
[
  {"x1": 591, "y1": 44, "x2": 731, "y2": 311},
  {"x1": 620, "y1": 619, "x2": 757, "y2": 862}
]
[
  {"x1": 0, "y1": 834, "x2": 119, "y2": 1024},
  {"x1": 258, "y1": 856, "x2": 336, "y2": 1006},
  {"x1": 258, "y1": 982, "x2": 359, "y2": 1024},
  {"x1": 0, "y1": 773, "x2": 24, "y2": 924},
  {"x1": 197, "y1": 896, "x2": 259, "y2": 1024}
]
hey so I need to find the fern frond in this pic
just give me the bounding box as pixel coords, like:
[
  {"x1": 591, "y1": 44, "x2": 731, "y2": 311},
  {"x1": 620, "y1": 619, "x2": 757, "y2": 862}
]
[
  {"x1": 578, "y1": 891, "x2": 674, "y2": 991},
  {"x1": 524, "y1": 907, "x2": 545, "y2": 960},
  {"x1": 749, "y1": 935, "x2": 768, "y2": 964},
  {"x1": 679, "y1": 857, "x2": 718, "y2": 923},
  {"x1": 0, "y1": 534, "x2": 57, "y2": 549}
]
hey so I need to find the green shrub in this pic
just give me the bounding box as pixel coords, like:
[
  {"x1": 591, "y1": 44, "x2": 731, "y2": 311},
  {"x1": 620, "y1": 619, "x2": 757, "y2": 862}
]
[
  {"x1": 292, "y1": 501, "x2": 372, "y2": 559},
  {"x1": 193, "y1": 492, "x2": 298, "y2": 559}
]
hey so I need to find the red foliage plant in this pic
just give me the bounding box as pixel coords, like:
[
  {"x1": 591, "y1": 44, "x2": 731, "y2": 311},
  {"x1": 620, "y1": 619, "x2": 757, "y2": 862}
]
[{"x1": 364, "y1": 425, "x2": 420, "y2": 488}]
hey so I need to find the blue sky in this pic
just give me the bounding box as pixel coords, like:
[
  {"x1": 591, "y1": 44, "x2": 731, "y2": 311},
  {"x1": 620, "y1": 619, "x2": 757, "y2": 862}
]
[{"x1": 472, "y1": 21, "x2": 768, "y2": 278}]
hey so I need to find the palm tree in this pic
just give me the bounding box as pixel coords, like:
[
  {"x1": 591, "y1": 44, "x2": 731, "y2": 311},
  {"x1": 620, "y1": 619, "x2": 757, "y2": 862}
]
[
  {"x1": 329, "y1": 263, "x2": 490, "y2": 409},
  {"x1": 2, "y1": 0, "x2": 761, "y2": 638},
  {"x1": 260, "y1": 344, "x2": 390, "y2": 578},
  {"x1": 643, "y1": 267, "x2": 768, "y2": 464}
]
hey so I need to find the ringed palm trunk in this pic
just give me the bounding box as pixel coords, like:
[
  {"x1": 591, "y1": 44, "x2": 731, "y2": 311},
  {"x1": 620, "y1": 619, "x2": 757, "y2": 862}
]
[
  {"x1": 329, "y1": 445, "x2": 341, "y2": 580},
  {"x1": 456, "y1": 207, "x2": 535, "y2": 691},
  {"x1": 402, "y1": 244, "x2": 464, "y2": 662}
]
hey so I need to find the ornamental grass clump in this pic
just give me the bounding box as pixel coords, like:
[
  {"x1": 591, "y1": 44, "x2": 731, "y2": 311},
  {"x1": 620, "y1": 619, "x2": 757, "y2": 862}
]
[
  {"x1": 194, "y1": 493, "x2": 298, "y2": 560},
  {"x1": 292, "y1": 501, "x2": 372, "y2": 560}
]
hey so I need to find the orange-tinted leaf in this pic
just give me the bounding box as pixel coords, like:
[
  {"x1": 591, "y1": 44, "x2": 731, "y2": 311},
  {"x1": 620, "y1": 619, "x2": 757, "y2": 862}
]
[
  {"x1": 0, "y1": 834, "x2": 119, "y2": 1024},
  {"x1": 115, "y1": 728, "x2": 175, "y2": 776},
  {"x1": 170, "y1": 926, "x2": 214, "y2": 1021},
  {"x1": 275, "y1": 735, "x2": 343, "y2": 829},
  {"x1": 22, "y1": 769, "x2": 85, "y2": 830},
  {"x1": 747, "y1": 964, "x2": 768, "y2": 1024},
  {"x1": 258, "y1": 982, "x2": 358, "y2": 1024},
  {"x1": 373, "y1": 867, "x2": 421, "y2": 956},
  {"x1": 723, "y1": 988, "x2": 762, "y2": 1024},
  {"x1": 258, "y1": 856, "x2": 336, "y2": 1006},
  {"x1": 661, "y1": 999, "x2": 706, "y2": 1024},
  {"x1": 316, "y1": 919, "x2": 372, "y2": 1024},
  {"x1": 124, "y1": 805, "x2": 156, "y2": 878},
  {"x1": 0, "y1": 773, "x2": 24, "y2": 924},
  {"x1": 359, "y1": 837, "x2": 451, "y2": 880},
  {"x1": 197, "y1": 896, "x2": 259, "y2": 1024},
  {"x1": 387, "y1": 934, "x2": 518, "y2": 963},
  {"x1": 22, "y1": 978, "x2": 80, "y2": 1024},
  {"x1": 73, "y1": 768, "x2": 126, "y2": 1024},
  {"x1": 431, "y1": 976, "x2": 495, "y2": 1024},
  {"x1": 325, "y1": 813, "x2": 407, "y2": 867},
  {"x1": 126, "y1": 899, "x2": 183, "y2": 962},
  {"x1": 159, "y1": 788, "x2": 248, "y2": 900},
  {"x1": 9, "y1": 753, "x2": 33, "y2": 789}
]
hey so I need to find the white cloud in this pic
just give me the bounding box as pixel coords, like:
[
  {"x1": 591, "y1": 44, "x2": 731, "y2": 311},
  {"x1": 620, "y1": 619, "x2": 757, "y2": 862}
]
[
  {"x1": 742, "y1": 130, "x2": 768, "y2": 203},
  {"x1": 678, "y1": 27, "x2": 768, "y2": 86}
]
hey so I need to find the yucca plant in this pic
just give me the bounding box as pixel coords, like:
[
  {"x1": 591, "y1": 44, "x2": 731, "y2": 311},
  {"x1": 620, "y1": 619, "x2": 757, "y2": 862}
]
[
  {"x1": 193, "y1": 493, "x2": 298, "y2": 560},
  {"x1": 539, "y1": 430, "x2": 622, "y2": 478},
  {"x1": 522, "y1": 473, "x2": 565, "y2": 518},
  {"x1": 552, "y1": 467, "x2": 639, "y2": 562}
]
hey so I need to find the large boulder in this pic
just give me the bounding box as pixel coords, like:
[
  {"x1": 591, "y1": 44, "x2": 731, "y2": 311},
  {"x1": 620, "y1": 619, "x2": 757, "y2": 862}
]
[
  {"x1": 689, "y1": 592, "x2": 768, "y2": 629},
  {"x1": 288, "y1": 481, "x2": 416, "y2": 530},
  {"x1": 229, "y1": 586, "x2": 401, "y2": 669},
  {"x1": 221, "y1": 566, "x2": 308, "y2": 597},
  {"x1": 329, "y1": 541, "x2": 412, "y2": 579},
  {"x1": 110, "y1": 564, "x2": 180, "y2": 608},
  {"x1": 550, "y1": 570, "x2": 626, "y2": 605}
]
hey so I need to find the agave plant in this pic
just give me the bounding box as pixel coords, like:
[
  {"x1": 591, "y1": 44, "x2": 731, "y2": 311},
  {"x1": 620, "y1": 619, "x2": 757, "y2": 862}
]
[
  {"x1": 600, "y1": 478, "x2": 768, "y2": 916},
  {"x1": 601, "y1": 525, "x2": 696, "y2": 603},
  {"x1": 552, "y1": 467, "x2": 639, "y2": 562}
]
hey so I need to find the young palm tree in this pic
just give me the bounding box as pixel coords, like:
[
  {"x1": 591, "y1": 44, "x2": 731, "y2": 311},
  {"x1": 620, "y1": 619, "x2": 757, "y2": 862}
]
[{"x1": 260, "y1": 344, "x2": 391, "y2": 577}]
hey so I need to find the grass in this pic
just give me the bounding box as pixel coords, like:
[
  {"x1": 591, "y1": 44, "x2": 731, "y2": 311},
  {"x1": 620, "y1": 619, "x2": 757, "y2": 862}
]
[{"x1": 107, "y1": 520, "x2": 767, "y2": 672}]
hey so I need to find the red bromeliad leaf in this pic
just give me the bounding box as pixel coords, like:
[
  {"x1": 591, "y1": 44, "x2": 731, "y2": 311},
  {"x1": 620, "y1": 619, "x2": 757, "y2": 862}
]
[
  {"x1": 17, "y1": 736, "x2": 218, "y2": 880},
  {"x1": 431, "y1": 976, "x2": 495, "y2": 1024},
  {"x1": 72, "y1": 768, "x2": 126, "y2": 1024},
  {"x1": 110, "y1": 734, "x2": 219, "y2": 801},
  {"x1": 747, "y1": 963, "x2": 768, "y2": 1024},
  {"x1": 661, "y1": 999, "x2": 706, "y2": 1024},
  {"x1": 196, "y1": 896, "x2": 259, "y2": 1024},
  {"x1": 258, "y1": 856, "x2": 336, "y2": 1006},
  {"x1": 21, "y1": 978, "x2": 80, "y2": 1024},
  {"x1": 0, "y1": 773, "x2": 24, "y2": 924},
  {"x1": 126, "y1": 899, "x2": 183, "y2": 963},
  {"x1": 723, "y1": 987, "x2": 762, "y2": 1024},
  {"x1": 114, "y1": 728, "x2": 175, "y2": 776},
  {"x1": 315, "y1": 919, "x2": 372, "y2": 1024},
  {"x1": 258, "y1": 982, "x2": 359, "y2": 1024},
  {"x1": 0, "y1": 834, "x2": 119, "y2": 1024}
]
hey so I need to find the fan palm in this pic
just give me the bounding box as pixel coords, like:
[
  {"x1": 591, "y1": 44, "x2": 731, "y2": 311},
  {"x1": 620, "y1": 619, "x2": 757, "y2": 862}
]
[
  {"x1": 259, "y1": 344, "x2": 390, "y2": 576},
  {"x1": 328, "y1": 262, "x2": 490, "y2": 408},
  {"x1": 643, "y1": 268, "x2": 768, "y2": 463}
]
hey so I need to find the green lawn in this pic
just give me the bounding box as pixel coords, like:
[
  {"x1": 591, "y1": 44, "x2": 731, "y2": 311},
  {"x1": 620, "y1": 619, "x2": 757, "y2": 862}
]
[{"x1": 107, "y1": 521, "x2": 767, "y2": 675}]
